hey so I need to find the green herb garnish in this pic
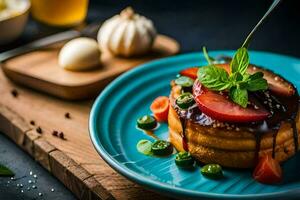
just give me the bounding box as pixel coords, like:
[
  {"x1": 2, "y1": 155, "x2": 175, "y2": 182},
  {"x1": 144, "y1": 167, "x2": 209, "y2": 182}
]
[
  {"x1": 175, "y1": 152, "x2": 195, "y2": 168},
  {"x1": 137, "y1": 140, "x2": 153, "y2": 156},
  {"x1": 175, "y1": 76, "x2": 194, "y2": 88},
  {"x1": 198, "y1": 47, "x2": 268, "y2": 108},
  {"x1": 0, "y1": 164, "x2": 14, "y2": 177},
  {"x1": 137, "y1": 115, "x2": 157, "y2": 130},
  {"x1": 176, "y1": 92, "x2": 195, "y2": 109},
  {"x1": 201, "y1": 164, "x2": 223, "y2": 179},
  {"x1": 151, "y1": 140, "x2": 173, "y2": 156}
]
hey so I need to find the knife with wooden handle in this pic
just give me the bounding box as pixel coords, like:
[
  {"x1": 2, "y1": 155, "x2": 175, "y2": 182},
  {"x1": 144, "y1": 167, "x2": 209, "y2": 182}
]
[{"x1": 0, "y1": 23, "x2": 100, "y2": 63}]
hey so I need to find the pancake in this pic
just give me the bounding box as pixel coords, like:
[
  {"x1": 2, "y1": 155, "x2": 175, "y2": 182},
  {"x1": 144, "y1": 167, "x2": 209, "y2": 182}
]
[{"x1": 168, "y1": 66, "x2": 300, "y2": 168}]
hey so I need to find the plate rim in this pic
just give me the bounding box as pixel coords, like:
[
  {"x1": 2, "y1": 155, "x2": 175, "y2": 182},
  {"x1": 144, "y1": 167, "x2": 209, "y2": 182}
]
[{"x1": 89, "y1": 50, "x2": 300, "y2": 199}]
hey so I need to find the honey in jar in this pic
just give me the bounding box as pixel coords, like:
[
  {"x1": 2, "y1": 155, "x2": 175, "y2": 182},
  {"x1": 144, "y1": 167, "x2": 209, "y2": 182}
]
[{"x1": 31, "y1": 0, "x2": 89, "y2": 27}]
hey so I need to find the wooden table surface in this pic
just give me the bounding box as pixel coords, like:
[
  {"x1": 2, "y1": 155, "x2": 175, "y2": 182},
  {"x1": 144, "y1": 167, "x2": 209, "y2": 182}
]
[{"x1": 0, "y1": 68, "x2": 174, "y2": 199}]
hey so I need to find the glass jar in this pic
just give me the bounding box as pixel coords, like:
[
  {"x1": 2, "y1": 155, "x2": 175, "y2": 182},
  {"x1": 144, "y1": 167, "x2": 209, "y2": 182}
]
[{"x1": 31, "y1": 0, "x2": 89, "y2": 27}]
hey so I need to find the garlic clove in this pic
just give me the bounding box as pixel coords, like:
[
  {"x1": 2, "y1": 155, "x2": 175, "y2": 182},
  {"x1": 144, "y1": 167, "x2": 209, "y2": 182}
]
[
  {"x1": 124, "y1": 21, "x2": 136, "y2": 56},
  {"x1": 97, "y1": 7, "x2": 157, "y2": 57},
  {"x1": 98, "y1": 16, "x2": 120, "y2": 52},
  {"x1": 109, "y1": 20, "x2": 127, "y2": 55},
  {"x1": 59, "y1": 37, "x2": 101, "y2": 71}
]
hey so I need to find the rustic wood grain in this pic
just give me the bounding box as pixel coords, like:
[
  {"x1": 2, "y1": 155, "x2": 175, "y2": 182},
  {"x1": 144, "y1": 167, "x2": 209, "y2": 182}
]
[
  {"x1": 0, "y1": 59, "x2": 174, "y2": 199},
  {"x1": 2, "y1": 35, "x2": 179, "y2": 100}
]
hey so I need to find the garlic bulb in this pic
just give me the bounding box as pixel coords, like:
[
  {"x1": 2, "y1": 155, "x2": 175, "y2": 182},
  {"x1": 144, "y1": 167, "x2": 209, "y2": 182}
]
[
  {"x1": 59, "y1": 37, "x2": 101, "y2": 71},
  {"x1": 97, "y1": 7, "x2": 156, "y2": 57}
]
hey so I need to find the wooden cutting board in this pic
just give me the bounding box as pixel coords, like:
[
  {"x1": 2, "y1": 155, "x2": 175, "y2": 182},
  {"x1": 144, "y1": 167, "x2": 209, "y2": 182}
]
[
  {"x1": 0, "y1": 35, "x2": 177, "y2": 200},
  {"x1": 0, "y1": 73, "x2": 176, "y2": 200},
  {"x1": 1, "y1": 35, "x2": 179, "y2": 100}
]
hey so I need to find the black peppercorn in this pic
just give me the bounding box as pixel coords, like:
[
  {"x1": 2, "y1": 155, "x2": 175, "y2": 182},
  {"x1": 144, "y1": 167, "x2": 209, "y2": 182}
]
[
  {"x1": 36, "y1": 127, "x2": 42, "y2": 134},
  {"x1": 64, "y1": 112, "x2": 71, "y2": 119},
  {"x1": 52, "y1": 130, "x2": 58, "y2": 137},
  {"x1": 11, "y1": 89, "x2": 18, "y2": 98},
  {"x1": 59, "y1": 132, "x2": 65, "y2": 139}
]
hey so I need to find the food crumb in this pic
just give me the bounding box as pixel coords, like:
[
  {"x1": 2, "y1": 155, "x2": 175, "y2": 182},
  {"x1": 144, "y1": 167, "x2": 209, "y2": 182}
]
[
  {"x1": 11, "y1": 89, "x2": 18, "y2": 98},
  {"x1": 52, "y1": 130, "x2": 58, "y2": 137},
  {"x1": 64, "y1": 112, "x2": 71, "y2": 119},
  {"x1": 59, "y1": 132, "x2": 65, "y2": 140},
  {"x1": 36, "y1": 126, "x2": 42, "y2": 134}
]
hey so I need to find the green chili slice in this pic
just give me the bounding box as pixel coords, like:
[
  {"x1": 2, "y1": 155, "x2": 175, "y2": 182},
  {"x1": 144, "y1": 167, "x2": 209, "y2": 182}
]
[
  {"x1": 175, "y1": 76, "x2": 194, "y2": 88},
  {"x1": 176, "y1": 92, "x2": 195, "y2": 109},
  {"x1": 201, "y1": 164, "x2": 223, "y2": 179},
  {"x1": 175, "y1": 152, "x2": 195, "y2": 168},
  {"x1": 136, "y1": 140, "x2": 153, "y2": 155},
  {"x1": 151, "y1": 140, "x2": 173, "y2": 156},
  {"x1": 137, "y1": 115, "x2": 157, "y2": 130}
]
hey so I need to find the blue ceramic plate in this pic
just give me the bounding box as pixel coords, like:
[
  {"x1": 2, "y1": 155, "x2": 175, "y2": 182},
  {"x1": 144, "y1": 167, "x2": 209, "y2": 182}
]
[{"x1": 89, "y1": 51, "x2": 300, "y2": 199}]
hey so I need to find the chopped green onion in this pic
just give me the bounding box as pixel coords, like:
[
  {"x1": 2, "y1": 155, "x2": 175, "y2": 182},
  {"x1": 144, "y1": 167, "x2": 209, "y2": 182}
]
[
  {"x1": 136, "y1": 140, "x2": 153, "y2": 155},
  {"x1": 175, "y1": 152, "x2": 195, "y2": 168},
  {"x1": 151, "y1": 140, "x2": 173, "y2": 156},
  {"x1": 176, "y1": 92, "x2": 195, "y2": 109},
  {"x1": 201, "y1": 164, "x2": 223, "y2": 179},
  {"x1": 175, "y1": 76, "x2": 194, "y2": 88},
  {"x1": 137, "y1": 115, "x2": 157, "y2": 130}
]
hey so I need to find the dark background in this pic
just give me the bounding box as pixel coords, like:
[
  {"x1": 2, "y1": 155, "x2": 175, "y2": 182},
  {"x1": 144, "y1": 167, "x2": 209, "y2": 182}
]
[
  {"x1": 1, "y1": 0, "x2": 300, "y2": 199},
  {"x1": 2, "y1": 0, "x2": 300, "y2": 57}
]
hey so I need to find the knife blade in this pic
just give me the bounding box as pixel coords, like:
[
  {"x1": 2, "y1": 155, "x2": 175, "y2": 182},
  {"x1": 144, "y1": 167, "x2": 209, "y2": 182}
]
[{"x1": 0, "y1": 22, "x2": 101, "y2": 63}]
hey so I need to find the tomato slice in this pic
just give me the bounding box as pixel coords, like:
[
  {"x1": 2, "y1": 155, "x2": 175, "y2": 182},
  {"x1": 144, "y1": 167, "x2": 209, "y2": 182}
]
[
  {"x1": 183, "y1": 63, "x2": 295, "y2": 96},
  {"x1": 253, "y1": 154, "x2": 282, "y2": 184},
  {"x1": 150, "y1": 96, "x2": 169, "y2": 122},
  {"x1": 179, "y1": 67, "x2": 199, "y2": 79},
  {"x1": 247, "y1": 65, "x2": 295, "y2": 96},
  {"x1": 179, "y1": 64, "x2": 230, "y2": 80},
  {"x1": 193, "y1": 80, "x2": 269, "y2": 122},
  {"x1": 218, "y1": 63, "x2": 294, "y2": 96}
]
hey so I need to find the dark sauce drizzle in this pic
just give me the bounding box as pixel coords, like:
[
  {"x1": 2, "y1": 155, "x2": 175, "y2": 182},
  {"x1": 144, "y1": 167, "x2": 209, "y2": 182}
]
[
  {"x1": 173, "y1": 75, "x2": 299, "y2": 164},
  {"x1": 291, "y1": 118, "x2": 299, "y2": 153}
]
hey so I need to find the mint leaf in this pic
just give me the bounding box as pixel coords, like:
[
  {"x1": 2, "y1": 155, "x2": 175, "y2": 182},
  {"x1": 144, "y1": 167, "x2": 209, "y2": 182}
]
[
  {"x1": 0, "y1": 164, "x2": 14, "y2": 177},
  {"x1": 137, "y1": 140, "x2": 153, "y2": 156},
  {"x1": 198, "y1": 47, "x2": 268, "y2": 108},
  {"x1": 230, "y1": 72, "x2": 243, "y2": 83},
  {"x1": 245, "y1": 72, "x2": 268, "y2": 91},
  {"x1": 229, "y1": 87, "x2": 248, "y2": 108},
  {"x1": 198, "y1": 66, "x2": 231, "y2": 91},
  {"x1": 248, "y1": 71, "x2": 264, "y2": 79},
  {"x1": 230, "y1": 47, "x2": 249, "y2": 75}
]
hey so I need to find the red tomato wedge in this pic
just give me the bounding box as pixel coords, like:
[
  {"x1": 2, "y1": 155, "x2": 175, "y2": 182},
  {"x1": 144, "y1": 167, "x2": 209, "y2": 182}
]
[
  {"x1": 179, "y1": 67, "x2": 199, "y2": 79},
  {"x1": 193, "y1": 80, "x2": 269, "y2": 122},
  {"x1": 253, "y1": 154, "x2": 282, "y2": 184},
  {"x1": 217, "y1": 63, "x2": 294, "y2": 96},
  {"x1": 181, "y1": 64, "x2": 295, "y2": 96},
  {"x1": 179, "y1": 64, "x2": 230, "y2": 80},
  {"x1": 150, "y1": 96, "x2": 169, "y2": 122},
  {"x1": 247, "y1": 65, "x2": 295, "y2": 96}
]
